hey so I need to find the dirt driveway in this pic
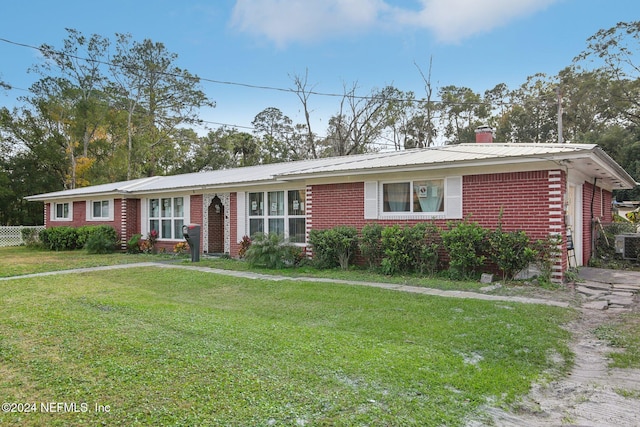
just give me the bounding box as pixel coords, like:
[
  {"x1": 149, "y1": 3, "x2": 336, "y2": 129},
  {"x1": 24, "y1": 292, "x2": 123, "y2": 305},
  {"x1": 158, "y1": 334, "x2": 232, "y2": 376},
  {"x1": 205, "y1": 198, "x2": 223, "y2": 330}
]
[{"x1": 478, "y1": 268, "x2": 640, "y2": 427}]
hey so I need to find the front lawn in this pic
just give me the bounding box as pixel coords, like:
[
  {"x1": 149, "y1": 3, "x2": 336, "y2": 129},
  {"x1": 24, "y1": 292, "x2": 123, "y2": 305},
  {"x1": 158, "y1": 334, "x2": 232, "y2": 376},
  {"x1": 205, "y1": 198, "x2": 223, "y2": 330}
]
[
  {"x1": 0, "y1": 246, "x2": 175, "y2": 277},
  {"x1": 0, "y1": 267, "x2": 575, "y2": 426}
]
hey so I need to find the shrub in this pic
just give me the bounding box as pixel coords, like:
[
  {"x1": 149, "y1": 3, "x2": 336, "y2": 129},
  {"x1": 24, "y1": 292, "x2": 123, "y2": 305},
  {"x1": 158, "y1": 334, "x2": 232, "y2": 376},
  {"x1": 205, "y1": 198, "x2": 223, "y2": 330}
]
[
  {"x1": 20, "y1": 227, "x2": 42, "y2": 248},
  {"x1": 238, "y1": 235, "x2": 252, "y2": 258},
  {"x1": 244, "y1": 233, "x2": 301, "y2": 269},
  {"x1": 413, "y1": 222, "x2": 441, "y2": 275},
  {"x1": 173, "y1": 241, "x2": 189, "y2": 255},
  {"x1": 84, "y1": 233, "x2": 118, "y2": 254},
  {"x1": 79, "y1": 225, "x2": 118, "y2": 253},
  {"x1": 127, "y1": 234, "x2": 143, "y2": 254},
  {"x1": 380, "y1": 225, "x2": 412, "y2": 275},
  {"x1": 487, "y1": 227, "x2": 535, "y2": 281},
  {"x1": 142, "y1": 229, "x2": 159, "y2": 254},
  {"x1": 39, "y1": 226, "x2": 79, "y2": 251},
  {"x1": 359, "y1": 223, "x2": 384, "y2": 269},
  {"x1": 532, "y1": 235, "x2": 562, "y2": 285},
  {"x1": 39, "y1": 225, "x2": 118, "y2": 252},
  {"x1": 441, "y1": 220, "x2": 488, "y2": 280},
  {"x1": 309, "y1": 226, "x2": 358, "y2": 270},
  {"x1": 379, "y1": 223, "x2": 441, "y2": 276}
]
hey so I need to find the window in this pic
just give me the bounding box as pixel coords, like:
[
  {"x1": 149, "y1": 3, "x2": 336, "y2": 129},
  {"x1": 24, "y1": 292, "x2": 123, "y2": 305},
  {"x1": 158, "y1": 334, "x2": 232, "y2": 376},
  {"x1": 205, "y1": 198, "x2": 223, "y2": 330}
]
[
  {"x1": 248, "y1": 190, "x2": 306, "y2": 243},
  {"x1": 383, "y1": 180, "x2": 444, "y2": 213},
  {"x1": 87, "y1": 200, "x2": 113, "y2": 221},
  {"x1": 149, "y1": 197, "x2": 184, "y2": 239},
  {"x1": 93, "y1": 201, "x2": 109, "y2": 218},
  {"x1": 288, "y1": 190, "x2": 306, "y2": 243},
  {"x1": 54, "y1": 202, "x2": 70, "y2": 220}
]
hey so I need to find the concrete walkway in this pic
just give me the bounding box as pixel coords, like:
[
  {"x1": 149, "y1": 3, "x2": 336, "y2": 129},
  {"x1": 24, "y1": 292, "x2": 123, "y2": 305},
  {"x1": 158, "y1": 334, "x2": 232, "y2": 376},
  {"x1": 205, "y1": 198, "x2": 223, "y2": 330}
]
[
  {"x1": 0, "y1": 262, "x2": 570, "y2": 308},
  {"x1": 576, "y1": 266, "x2": 640, "y2": 311}
]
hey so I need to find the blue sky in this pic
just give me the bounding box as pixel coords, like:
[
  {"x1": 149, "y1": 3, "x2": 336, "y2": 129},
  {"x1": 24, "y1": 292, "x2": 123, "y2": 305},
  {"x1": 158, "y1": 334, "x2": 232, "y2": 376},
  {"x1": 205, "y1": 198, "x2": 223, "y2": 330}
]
[{"x1": 1, "y1": 0, "x2": 638, "y2": 137}]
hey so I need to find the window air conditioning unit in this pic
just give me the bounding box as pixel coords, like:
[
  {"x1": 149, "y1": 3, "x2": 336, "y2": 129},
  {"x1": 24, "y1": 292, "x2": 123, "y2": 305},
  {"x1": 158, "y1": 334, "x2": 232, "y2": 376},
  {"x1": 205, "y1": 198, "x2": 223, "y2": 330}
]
[{"x1": 614, "y1": 234, "x2": 640, "y2": 260}]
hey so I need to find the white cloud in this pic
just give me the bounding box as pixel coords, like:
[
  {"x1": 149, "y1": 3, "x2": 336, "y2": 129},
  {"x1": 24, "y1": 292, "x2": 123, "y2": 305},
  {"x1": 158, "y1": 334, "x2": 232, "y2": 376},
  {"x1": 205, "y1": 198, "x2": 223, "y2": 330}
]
[
  {"x1": 230, "y1": 0, "x2": 388, "y2": 47},
  {"x1": 393, "y1": 0, "x2": 560, "y2": 43},
  {"x1": 230, "y1": 0, "x2": 560, "y2": 46}
]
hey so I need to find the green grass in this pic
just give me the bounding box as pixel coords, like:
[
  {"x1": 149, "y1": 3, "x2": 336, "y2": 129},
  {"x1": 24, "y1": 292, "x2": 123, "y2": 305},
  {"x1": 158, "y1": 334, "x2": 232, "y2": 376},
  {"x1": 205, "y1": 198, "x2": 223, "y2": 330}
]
[
  {"x1": 0, "y1": 266, "x2": 575, "y2": 426},
  {"x1": 594, "y1": 314, "x2": 640, "y2": 369},
  {"x1": 196, "y1": 257, "x2": 488, "y2": 292},
  {"x1": 0, "y1": 246, "x2": 178, "y2": 277}
]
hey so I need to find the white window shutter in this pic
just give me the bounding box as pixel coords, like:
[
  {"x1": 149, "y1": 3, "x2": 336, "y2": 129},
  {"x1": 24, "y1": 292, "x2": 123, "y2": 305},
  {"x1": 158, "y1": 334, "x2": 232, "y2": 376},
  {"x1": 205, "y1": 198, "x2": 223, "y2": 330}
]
[
  {"x1": 445, "y1": 176, "x2": 463, "y2": 219},
  {"x1": 364, "y1": 181, "x2": 378, "y2": 219},
  {"x1": 236, "y1": 191, "x2": 246, "y2": 238}
]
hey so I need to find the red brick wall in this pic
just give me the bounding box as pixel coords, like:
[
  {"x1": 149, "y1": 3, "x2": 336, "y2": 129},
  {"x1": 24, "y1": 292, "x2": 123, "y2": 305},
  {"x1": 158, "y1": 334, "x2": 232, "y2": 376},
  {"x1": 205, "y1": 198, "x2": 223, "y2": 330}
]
[
  {"x1": 462, "y1": 171, "x2": 562, "y2": 240},
  {"x1": 307, "y1": 170, "x2": 567, "y2": 281},
  {"x1": 308, "y1": 171, "x2": 563, "y2": 239},
  {"x1": 121, "y1": 198, "x2": 140, "y2": 249},
  {"x1": 582, "y1": 182, "x2": 614, "y2": 264},
  {"x1": 229, "y1": 192, "x2": 239, "y2": 256},
  {"x1": 308, "y1": 182, "x2": 369, "y2": 231},
  {"x1": 190, "y1": 194, "x2": 204, "y2": 246},
  {"x1": 47, "y1": 200, "x2": 123, "y2": 234}
]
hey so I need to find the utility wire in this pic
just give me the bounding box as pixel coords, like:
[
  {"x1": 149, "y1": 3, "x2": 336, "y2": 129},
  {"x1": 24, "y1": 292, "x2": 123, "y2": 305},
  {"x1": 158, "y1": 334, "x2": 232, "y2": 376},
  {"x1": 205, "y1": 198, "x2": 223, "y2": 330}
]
[{"x1": 0, "y1": 36, "x2": 519, "y2": 107}]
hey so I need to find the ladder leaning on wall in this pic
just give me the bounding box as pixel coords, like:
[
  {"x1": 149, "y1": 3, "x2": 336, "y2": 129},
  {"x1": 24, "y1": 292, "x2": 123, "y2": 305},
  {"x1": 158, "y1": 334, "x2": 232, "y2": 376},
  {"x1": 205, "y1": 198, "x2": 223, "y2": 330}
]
[{"x1": 566, "y1": 227, "x2": 577, "y2": 269}]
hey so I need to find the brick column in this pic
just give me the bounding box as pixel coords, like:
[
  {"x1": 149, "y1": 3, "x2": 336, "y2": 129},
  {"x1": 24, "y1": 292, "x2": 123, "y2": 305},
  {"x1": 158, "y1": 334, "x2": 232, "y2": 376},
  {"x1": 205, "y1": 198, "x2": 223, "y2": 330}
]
[
  {"x1": 120, "y1": 198, "x2": 128, "y2": 251},
  {"x1": 548, "y1": 170, "x2": 565, "y2": 283},
  {"x1": 305, "y1": 185, "x2": 313, "y2": 257}
]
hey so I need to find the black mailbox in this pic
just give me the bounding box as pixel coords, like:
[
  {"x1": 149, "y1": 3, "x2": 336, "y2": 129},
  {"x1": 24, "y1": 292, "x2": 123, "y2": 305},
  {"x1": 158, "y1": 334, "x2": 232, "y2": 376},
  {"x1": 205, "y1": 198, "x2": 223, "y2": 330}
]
[{"x1": 182, "y1": 224, "x2": 201, "y2": 262}]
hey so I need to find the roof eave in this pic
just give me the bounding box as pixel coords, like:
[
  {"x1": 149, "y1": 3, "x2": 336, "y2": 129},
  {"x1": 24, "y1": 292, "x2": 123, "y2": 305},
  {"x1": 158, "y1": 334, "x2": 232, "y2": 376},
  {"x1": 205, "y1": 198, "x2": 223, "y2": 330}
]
[{"x1": 25, "y1": 190, "x2": 131, "y2": 202}]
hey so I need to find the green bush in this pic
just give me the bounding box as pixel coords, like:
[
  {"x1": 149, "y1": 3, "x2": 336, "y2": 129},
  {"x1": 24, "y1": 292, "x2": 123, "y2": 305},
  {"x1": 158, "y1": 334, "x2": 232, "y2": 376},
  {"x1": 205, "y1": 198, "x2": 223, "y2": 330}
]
[
  {"x1": 487, "y1": 227, "x2": 535, "y2": 281},
  {"x1": 39, "y1": 225, "x2": 118, "y2": 252},
  {"x1": 39, "y1": 226, "x2": 79, "y2": 251},
  {"x1": 380, "y1": 225, "x2": 412, "y2": 275},
  {"x1": 309, "y1": 226, "x2": 358, "y2": 270},
  {"x1": 84, "y1": 233, "x2": 118, "y2": 254},
  {"x1": 532, "y1": 235, "x2": 563, "y2": 285},
  {"x1": 413, "y1": 222, "x2": 441, "y2": 275},
  {"x1": 441, "y1": 220, "x2": 488, "y2": 280},
  {"x1": 78, "y1": 225, "x2": 118, "y2": 248},
  {"x1": 244, "y1": 233, "x2": 301, "y2": 269},
  {"x1": 359, "y1": 223, "x2": 384, "y2": 269},
  {"x1": 127, "y1": 234, "x2": 143, "y2": 254},
  {"x1": 379, "y1": 223, "x2": 440, "y2": 276},
  {"x1": 20, "y1": 227, "x2": 42, "y2": 247}
]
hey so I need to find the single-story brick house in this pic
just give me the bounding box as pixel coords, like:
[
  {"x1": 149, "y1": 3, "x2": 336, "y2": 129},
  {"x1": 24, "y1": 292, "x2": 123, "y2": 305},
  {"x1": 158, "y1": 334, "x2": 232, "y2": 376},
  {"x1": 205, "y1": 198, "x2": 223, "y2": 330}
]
[{"x1": 25, "y1": 133, "x2": 637, "y2": 282}]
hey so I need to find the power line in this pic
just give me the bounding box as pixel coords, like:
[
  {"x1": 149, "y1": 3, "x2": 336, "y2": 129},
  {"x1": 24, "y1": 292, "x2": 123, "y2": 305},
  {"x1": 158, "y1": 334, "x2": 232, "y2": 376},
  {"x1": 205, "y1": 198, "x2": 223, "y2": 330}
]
[{"x1": 0, "y1": 36, "x2": 516, "y2": 107}]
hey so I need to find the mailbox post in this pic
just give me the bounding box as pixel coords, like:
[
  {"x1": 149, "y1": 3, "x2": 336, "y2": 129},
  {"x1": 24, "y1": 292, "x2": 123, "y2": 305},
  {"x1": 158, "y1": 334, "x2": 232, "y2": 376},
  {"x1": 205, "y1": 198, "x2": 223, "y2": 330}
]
[{"x1": 182, "y1": 224, "x2": 201, "y2": 262}]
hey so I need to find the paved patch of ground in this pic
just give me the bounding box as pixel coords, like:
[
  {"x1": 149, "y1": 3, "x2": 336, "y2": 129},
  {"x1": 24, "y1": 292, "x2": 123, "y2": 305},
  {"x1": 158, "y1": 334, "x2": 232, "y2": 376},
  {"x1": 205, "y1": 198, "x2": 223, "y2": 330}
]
[{"x1": 474, "y1": 267, "x2": 640, "y2": 427}]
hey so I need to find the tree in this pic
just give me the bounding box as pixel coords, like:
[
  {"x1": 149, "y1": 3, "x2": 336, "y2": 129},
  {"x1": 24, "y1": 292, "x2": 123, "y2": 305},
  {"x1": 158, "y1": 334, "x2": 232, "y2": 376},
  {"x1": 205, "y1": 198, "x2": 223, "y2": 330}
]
[
  {"x1": 109, "y1": 34, "x2": 215, "y2": 177},
  {"x1": 438, "y1": 85, "x2": 489, "y2": 144},
  {"x1": 557, "y1": 66, "x2": 620, "y2": 143},
  {"x1": 412, "y1": 58, "x2": 438, "y2": 148},
  {"x1": 180, "y1": 127, "x2": 234, "y2": 172},
  {"x1": 322, "y1": 84, "x2": 393, "y2": 156},
  {"x1": 29, "y1": 29, "x2": 110, "y2": 188},
  {"x1": 252, "y1": 107, "x2": 295, "y2": 163},
  {"x1": 497, "y1": 74, "x2": 557, "y2": 143},
  {"x1": 290, "y1": 70, "x2": 318, "y2": 158},
  {"x1": 0, "y1": 107, "x2": 66, "y2": 224},
  {"x1": 229, "y1": 131, "x2": 260, "y2": 167},
  {"x1": 575, "y1": 21, "x2": 640, "y2": 127}
]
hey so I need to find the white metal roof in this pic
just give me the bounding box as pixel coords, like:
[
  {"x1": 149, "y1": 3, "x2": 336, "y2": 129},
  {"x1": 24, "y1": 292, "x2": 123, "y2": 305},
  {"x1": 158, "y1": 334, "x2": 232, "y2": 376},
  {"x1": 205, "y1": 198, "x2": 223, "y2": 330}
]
[{"x1": 25, "y1": 143, "x2": 637, "y2": 201}]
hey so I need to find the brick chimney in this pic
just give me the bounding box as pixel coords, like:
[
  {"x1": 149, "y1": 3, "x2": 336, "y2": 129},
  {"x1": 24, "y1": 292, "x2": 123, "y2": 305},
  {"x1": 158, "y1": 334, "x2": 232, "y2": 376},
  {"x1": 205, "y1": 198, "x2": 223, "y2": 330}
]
[{"x1": 475, "y1": 125, "x2": 493, "y2": 143}]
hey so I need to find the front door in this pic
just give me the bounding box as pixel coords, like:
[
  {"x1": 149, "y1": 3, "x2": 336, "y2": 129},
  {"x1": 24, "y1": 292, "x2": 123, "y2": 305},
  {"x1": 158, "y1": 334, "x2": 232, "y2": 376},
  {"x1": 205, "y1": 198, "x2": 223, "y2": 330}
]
[{"x1": 208, "y1": 196, "x2": 224, "y2": 254}]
